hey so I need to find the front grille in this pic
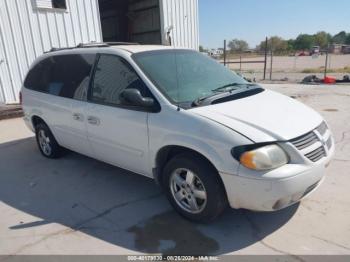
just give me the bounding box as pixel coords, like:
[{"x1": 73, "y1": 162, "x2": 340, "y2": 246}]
[
  {"x1": 290, "y1": 122, "x2": 332, "y2": 163},
  {"x1": 290, "y1": 131, "x2": 319, "y2": 150},
  {"x1": 305, "y1": 146, "x2": 327, "y2": 162}
]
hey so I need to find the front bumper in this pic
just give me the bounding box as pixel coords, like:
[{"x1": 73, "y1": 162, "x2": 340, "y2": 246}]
[{"x1": 220, "y1": 154, "x2": 333, "y2": 211}]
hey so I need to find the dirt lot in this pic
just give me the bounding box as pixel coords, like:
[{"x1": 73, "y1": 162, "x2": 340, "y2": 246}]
[
  {"x1": 0, "y1": 84, "x2": 349, "y2": 257},
  {"x1": 224, "y1": 54, "x2": 350, "y2": 82},
  {"x1": 227, "y1": 54, "x2": 350, "y2": 72}
]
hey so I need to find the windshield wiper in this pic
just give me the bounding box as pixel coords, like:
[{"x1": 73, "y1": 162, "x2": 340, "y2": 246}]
[
  {"x1": 195, "y1": 83, "x2": 255, "y2": 104},
  {"x1": 192, "y1": 83, "x2": 261, "y2": 107},
  {"x1": 212, "y1": 82, "x2": 256, "y2": 92},
  {"x1": 197, "y1": 83, "x2": 246, "y2": 102}
]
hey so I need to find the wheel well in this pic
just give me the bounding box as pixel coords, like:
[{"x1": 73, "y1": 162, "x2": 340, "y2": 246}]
[
  {"x1": 154, "y1": 146, "x2": 228, "y2": 201},
  {"x1": 31, "y1": 116, "x2": 46, "y2": 129},
  {"x1": 155, "y1": 146, "x2": 218, "y2": 182}
]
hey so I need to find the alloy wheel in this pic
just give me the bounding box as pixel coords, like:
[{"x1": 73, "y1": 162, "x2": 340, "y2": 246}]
[
  {"x1": 170, "y1": 168, "x2": 207, "y2": 214},
  {"x1": 38, "y1": 129, "x2": 52, "y2": 156}
]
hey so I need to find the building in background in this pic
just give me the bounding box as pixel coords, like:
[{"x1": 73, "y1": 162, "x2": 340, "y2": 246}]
[
  {"x1": 341, "y1": 45, "x2": 350, "y2": 54},
  {"x1": 0, "y1": 0, "x2": 199, "y2": 104},
  {"x1": 329, "y1": 44, "x2": 342, "y2": 54}
]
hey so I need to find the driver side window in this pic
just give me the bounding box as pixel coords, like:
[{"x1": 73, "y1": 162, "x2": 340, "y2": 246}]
[{"x1": 90, "y1": 54, "x2": 150, "y2": 106}]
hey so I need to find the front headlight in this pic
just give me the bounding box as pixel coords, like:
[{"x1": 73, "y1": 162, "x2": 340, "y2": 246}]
[{"x1": 239, "y1": 144, "x2": 289, "y2": 170}]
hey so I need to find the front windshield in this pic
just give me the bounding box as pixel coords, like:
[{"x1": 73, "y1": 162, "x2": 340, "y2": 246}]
[{"x1": 132, "y1": 49, "x2": 248, "y2": 104}]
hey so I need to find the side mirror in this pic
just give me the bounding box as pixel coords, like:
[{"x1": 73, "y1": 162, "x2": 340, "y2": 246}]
[{"x1": 121, "y1": 89, "x2": 155, "y2": 108}]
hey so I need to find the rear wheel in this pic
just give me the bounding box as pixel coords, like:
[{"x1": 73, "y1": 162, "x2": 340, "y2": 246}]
[
  {"x1": 35, "y1": 123, "x2": 63, "y2": 159},
  {"x1": 163, "y1": 153, "x2": 227, "y2": 222}
]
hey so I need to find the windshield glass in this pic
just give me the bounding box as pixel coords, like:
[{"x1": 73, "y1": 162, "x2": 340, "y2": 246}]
[{"x1": 132, "y1": 49, "x2": 248, "y2": 104}]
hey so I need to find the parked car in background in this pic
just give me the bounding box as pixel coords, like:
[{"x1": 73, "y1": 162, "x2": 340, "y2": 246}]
[
  {"x1": 21, "y1": 43, "x2": 335, "y2": 222},
  {"x1": 297, "y1": 51, "x2": 309, "y2": 56},
  {"x1": 208, "y1": 48, "x2": 224, "y2": 59},
  {"x1": 310, "y1": 46, "x2": 320, "y2": 55}
]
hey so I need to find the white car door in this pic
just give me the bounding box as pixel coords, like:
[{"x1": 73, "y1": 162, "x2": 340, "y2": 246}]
[
  {"x1": 62, "y1": 54, "x2": 96, "y2": 157},
  {"x1": 85, "y1": 54, "x2": 156, "y2": 176}
]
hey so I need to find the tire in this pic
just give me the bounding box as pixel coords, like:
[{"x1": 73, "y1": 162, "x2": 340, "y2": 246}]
[
  {"x1": 35, "y1": 123, "x2": 63, "y2": 159},
  {"x1": 162, "y1": 153, "x2": 228, "y2": 222}
]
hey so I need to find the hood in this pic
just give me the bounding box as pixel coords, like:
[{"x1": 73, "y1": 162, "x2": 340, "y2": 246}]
[{"x1": 190, "y1": 89, "x2": 323, "y2": 143}]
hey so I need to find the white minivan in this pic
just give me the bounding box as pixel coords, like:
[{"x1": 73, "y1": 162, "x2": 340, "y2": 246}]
[{"x1": 21, "y1": 43, "x2": 334, "y2": 222}]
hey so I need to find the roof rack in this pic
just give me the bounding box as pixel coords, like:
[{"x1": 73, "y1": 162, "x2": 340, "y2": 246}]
[
  {"x1": 46, "y1": 47, "x2": 75, "y2": 53},
  {"x1": 106, "y1": 42, "x2": 139, "y2": 46},
  {"x1": 77, "y1": 42, "x2": 139, "y2": 48},
  {"x1": 76, "y1": 42, "x2": 109, "y2": 48},
  {"x1": 47, "y1": 42, "x2": 139, "y2": 53}
]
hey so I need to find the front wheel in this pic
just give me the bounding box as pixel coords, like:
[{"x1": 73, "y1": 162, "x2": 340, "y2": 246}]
[{"x1": 162, "y1": 153, "x2": 228, "y2": 222}]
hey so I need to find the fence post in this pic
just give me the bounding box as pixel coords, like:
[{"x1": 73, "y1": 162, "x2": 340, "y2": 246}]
[
  {"x1": 240, "y1": 56, "x2": 242, "y2": 73},
  {"x1": 224, "y1": 40, "x2": 227, "y2": 66},
  {"x1": 324, "y1": 44, "x2": 329, "y2": 78},
  {"x1": 263, "y1": 37, "x2": 268, "y2": 80},
  {"x1": 270, "y1": 49, "x2": 273, "y2": 80}
]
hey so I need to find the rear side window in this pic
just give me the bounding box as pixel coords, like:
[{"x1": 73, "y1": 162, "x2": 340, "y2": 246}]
[
  {"x1": 24, "y1": 54, "x2": 96, "y2": 100},
  {"x1": 24, "y1": 58, "x2": 53, "y2": 93},
  {"x1": 90, "y1": 54, "x2": 150, "y2": 106}
]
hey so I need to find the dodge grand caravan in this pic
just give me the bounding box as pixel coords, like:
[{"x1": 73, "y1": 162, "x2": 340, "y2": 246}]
[{"x1": 21, "y1": 43, "x2": 335, "y2": 222}]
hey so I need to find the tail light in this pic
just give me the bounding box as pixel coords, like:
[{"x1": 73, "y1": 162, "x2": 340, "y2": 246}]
[{"x1": 19, "y1": 91, "x2": 22, "y2": 105}]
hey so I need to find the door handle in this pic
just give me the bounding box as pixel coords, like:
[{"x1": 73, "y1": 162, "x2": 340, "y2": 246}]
[
  {"x1": 87, "y1": 116, "x2": 100, "y2": 126},
  {"x1": 73, "y1": 113, "x2": 84, "y2": 121}
]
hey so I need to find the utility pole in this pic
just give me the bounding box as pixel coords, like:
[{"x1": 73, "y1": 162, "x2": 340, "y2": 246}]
[
  {"x1": 270, "y1": 47, "x2": 273, "y2": 80},
  {"x1": 324, "y1": 44, "x2": 329, "y2": 78}
]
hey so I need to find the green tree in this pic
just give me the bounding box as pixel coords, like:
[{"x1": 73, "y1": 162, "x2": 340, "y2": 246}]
[
  {"x1": 257, "y1": 36, "x2": 288, "y2": 54},
  {"x1": 228, "y1": 39, "x2": 249, "y2": 53},
  {"x1": 287, "y1": 39, "x2": 296, "y2": 52},
  {"x1": 270, "y1": 36, "x2": 288, "y2": 53},
  {"x1": 314, "y1": 31, "x2": 331, "y2": 48},
  {"x1": 332, "y1": 31, "x2": 347, "y2": 44},
  {"x1": 345, "y1": 34, "x2": 350, "y2": 45},
  {"x1": 199, "y1": 45, "x2": 205, "y2": 52},
  {"x1": 294, "y1": 34, "x2": 315, "y2": 50}
]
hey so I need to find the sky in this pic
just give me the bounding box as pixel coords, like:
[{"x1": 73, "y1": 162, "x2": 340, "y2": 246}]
[{"x1": 199, "y1": 0, "x2": 350, "y2": 49}]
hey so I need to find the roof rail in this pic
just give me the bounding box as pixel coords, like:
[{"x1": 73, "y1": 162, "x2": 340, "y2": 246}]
[
  {"x1": 76, "y1": 42, "x2": 109, "y2": 48},
  {"x1": 106, "y1": 42, "x2": 139, "y2": 46},
  {"x1": 77, "y1": 42, "x2": 139, "y2": 48},
  {"x1": 45, "y1": 47, "x2": 75, "y2": 53},
  {"x1": 46, "y1": 42, "x2": 140, "y2": 53}
]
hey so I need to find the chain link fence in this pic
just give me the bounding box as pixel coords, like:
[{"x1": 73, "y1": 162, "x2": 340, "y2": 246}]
[{"x1": 219, "y1": 39, "x2": 350, "y2": 83}]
